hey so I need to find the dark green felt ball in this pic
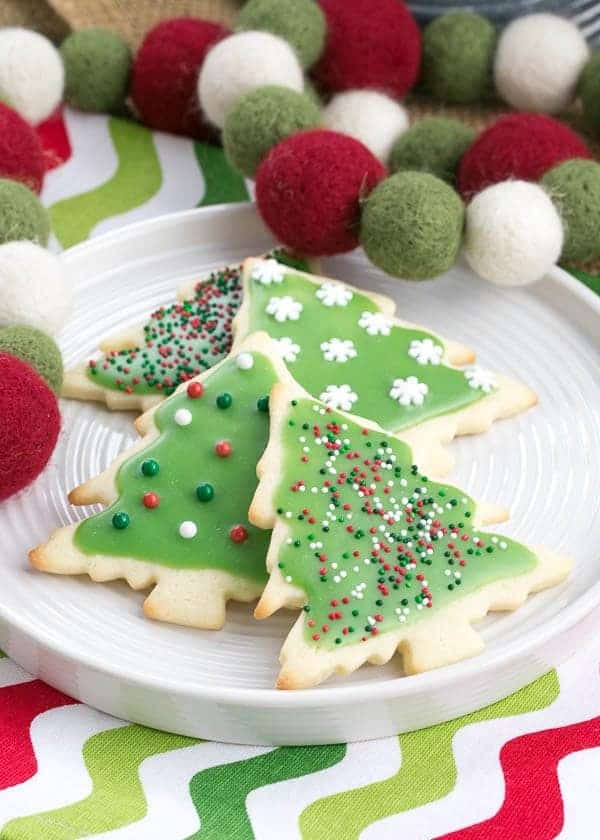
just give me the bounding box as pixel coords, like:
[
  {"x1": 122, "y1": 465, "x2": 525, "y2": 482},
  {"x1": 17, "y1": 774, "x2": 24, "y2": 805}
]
[
  {"x1": 390, "y1": 118, "x2": 475, "y2": 184},
  {"x1": 580, "y1": 52, "x2": 600, "y2": 137},
  {"x1": 237, "y1": 0, "x2": 326, "y2": 69},
  {"x1": 223, "y1": 85, "x2": 321, "y2": 177},
  {"x1": 60, "y1": 28, "x2": 132, "y2": 112},
  {"x1": 0, "y1": 325, "x2": 63, "y2": 392},
  {"x1": 421, "y1": 12, "x2": 497, "y2": 104},
  {"x1": 0, "y1": 179, "x2": 49, "y2": 246},
  {"x1": 542, "y1": 159, "x2": 600, "y2": 262},
  {"x1": 360, "y1": 171, "x2": 465, "y2": 280}
]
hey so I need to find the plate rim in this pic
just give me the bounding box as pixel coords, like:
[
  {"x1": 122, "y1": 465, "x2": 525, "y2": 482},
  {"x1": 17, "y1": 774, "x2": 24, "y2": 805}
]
[{"x1": 3, "y1": 201, "x2": 599, "y2": 709}]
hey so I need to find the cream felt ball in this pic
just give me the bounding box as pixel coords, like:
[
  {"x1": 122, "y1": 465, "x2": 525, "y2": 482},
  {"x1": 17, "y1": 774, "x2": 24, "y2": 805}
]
[
  {"x1": 198, "y1": 30, "x2": 304, "y2": 129},
  {"x1": 464, "y1": 181, "x2": 563, "y2": 287},
  {"x1": 494, "y1": 14, "x2": 589, "y2": 114},
  {"x1": 0, "y1": 28, "x2": 64, "y2": 124},
  {"x1": 322, "y1": 91, "x2": 408, "y2": 163},
  {"x1": 0, "y1": 242, "x2": 72, "y2": 335}
]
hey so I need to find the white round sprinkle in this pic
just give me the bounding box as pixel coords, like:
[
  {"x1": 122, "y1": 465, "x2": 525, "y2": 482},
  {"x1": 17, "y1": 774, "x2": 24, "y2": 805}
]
[
  {"x1": 236, "y1": 352, "x2": 254, "y2": 370},
  {"x1": 179, "y1": 521, "x2": 197, "y2": 539},
  {"x1": 174, "y1": 408, "x2": 192, "y2": 426}
]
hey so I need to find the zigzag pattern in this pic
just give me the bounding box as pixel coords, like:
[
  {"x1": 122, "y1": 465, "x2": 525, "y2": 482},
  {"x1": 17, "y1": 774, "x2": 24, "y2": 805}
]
[
  {"x1": 436, "y1": 716, "x2": 600, "y2": 840},
  {"x1": 187, "y1": 744, "x2": 346, "y2": 840},
  {"x1": 0, "y1": 680, "x2": 77, "y2": 791},
  {"x1": 3, "y1": 724, "x2": 196, "y2": 838},
  {"x1": 299, "y1": 671, "x2": 560, "y2": 840}
]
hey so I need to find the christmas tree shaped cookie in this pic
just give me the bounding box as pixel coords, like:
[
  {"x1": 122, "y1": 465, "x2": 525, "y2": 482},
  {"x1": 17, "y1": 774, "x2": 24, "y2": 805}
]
[
  {"x1": 62, "y1": 252, "x2": 314, "y2": 413},
  {"x1": 250, "y1": 384, "x2": 571, "y2": 688},
  {"x1": 30, "y1": 334, "x2": 298, "y2": 629},
  {"x1": 233, "y1": 258, "x2": 536, "y2": 454}
]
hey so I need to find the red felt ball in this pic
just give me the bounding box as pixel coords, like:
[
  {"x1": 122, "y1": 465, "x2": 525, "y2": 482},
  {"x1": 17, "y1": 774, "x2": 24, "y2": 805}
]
[
  {"x1": 255, "y1": 129, "x2": 387, "y2": 255},
  {"x1": 0, "y1": 353, "x2": 60, "y2": 502},
  {"x1": 458, "y1": 113, "x2": 592, "y2": 199},
  {"x1": 313, "y1": 0, "x2": 421, "y2": 97},
  {"x1": 131, "y1": 17, "x2": 229, "y2": 139},
  {"x1": 0, "y1": 103, "x2": 45, "y2": 194}
]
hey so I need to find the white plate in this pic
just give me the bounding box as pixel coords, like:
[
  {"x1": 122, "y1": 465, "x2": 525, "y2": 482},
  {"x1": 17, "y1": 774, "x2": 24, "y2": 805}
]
[{"x1": 1, "y1": 203, "x2": 599, "y2": 745}]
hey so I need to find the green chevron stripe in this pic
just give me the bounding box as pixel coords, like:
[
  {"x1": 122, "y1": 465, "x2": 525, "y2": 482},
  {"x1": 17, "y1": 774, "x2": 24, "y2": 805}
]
[
  {"x1": 300, "y1": 671, "x2": 560, "y2": 840},
  {"x1": 2, "y1": 724, "x2": 197, "y2": 839},
  {"x1": 0, "y1": 649, "x2": 6, "y2": 658},
  {"x1": 187, "y1": 744, "x2": 346, "y2": 840},
  {"x1": 194, "y1": 142, "x2": 249, "y2": 207},
  {"x1": 50, "y1": 118, "x2": 162, "y2": 248}
]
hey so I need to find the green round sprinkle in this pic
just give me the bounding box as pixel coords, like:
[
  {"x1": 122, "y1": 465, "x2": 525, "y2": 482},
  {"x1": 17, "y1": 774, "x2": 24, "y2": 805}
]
[
  {"x1": 112, "y1": 511, "x2": 130, "y2": 530},
  {"x1": 196, "y1": 482, "x2": 215, "y2": 502},
  {"x1": 216, "y1": 392, "x2": 233, "y2": 409},
  {"x1": 257, "y1": 395, "x2": 269, "y2": 412},
  {"x1": 141, "y1": 459, "x2": 159, "y2": 477}
]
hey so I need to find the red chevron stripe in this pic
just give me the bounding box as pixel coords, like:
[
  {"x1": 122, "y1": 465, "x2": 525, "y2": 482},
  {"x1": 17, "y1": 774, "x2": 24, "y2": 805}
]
[
  {"x1": 37, "y1": 107, "x2": 71, "y2": 171},
  {"x1": 0, "y1": 679, "x2": 77, "y2": 790},
  {"x1": 437, "y1": 715, "x2": 600, "y2": 840}
]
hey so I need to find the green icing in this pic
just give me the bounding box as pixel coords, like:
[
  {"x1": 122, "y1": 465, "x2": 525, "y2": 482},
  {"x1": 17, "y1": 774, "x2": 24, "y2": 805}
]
[
  {"x1": 241, "y1": 262, "x2": 493, "y2": 432},
  {"x1": 86, "y1": 252, "x2": 308, "y2": 398},
  {"x1": 75, "y1": 352, "x2": 278, "y2": 582},
  {"x1": 272, "y1": 397, "x2": 536, "y2": 651}
]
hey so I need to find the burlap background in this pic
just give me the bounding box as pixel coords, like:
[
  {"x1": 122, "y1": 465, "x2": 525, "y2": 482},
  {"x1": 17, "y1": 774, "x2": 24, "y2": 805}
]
[{"x1": 3, "y1": 0, "x2": 599, "y2": 273}]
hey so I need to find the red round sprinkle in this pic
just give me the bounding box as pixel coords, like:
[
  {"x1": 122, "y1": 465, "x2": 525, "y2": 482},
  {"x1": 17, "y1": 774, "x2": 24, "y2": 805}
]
[
  {"x1": 229, "y1": 524, "x2": 248, "y2": 543},
  {"x1": 187, "y1": 381, "x2": 204, "y2": 398},
  {"x1": 215, "y1": 440, "x2": 232, "y2": 457},
  {"x1": 143, "y1": 491, "x2": 160, "y2": 509}
]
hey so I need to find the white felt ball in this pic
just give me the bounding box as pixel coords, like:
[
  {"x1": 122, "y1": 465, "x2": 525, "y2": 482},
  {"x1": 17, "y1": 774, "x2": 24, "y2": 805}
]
[
  {"x1": 494, "y1": 14, "x2": 589, "y2": 114},
  {"x1": 0, "y1": 28, "x2": 64, "y2": 124},
  {"x1": 198, "y1": 30, "x2": 304, "y2": 129},
  {"x1": 0, "y1": 241, "x2": 72, "y2": 335},
  {"x1": 464, "y1": 181, "x2": 563, "y2": 287},
  {"x1": 322, "y1": 91, "x2": 409, "y2": 163}
]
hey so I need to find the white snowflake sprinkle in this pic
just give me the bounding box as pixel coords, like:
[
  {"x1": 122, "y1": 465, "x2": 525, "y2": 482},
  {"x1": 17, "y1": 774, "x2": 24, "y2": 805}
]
[
  {"x1": 266, "y1": 295, "x2": 303, "y2": 322},
  {"x1": 464, "y1": 366, "x2": 497, "y2": 393},
  {"x1": 320, "y1": 338, "x2": 357, "y2": 363},
  {"x1": 319, "y1": 384, "x2": 358, "y2": 411},
  {"x1": 358, "y1": 310, "x2": 393, "y2": 336},
  {"x1": 408, "y1": 338, "x2": 443, "y2": 366},
  {"x1": 315, "y1": 281, "x2": 353, "y2": 307},
  {"x1": 389, "y1": 376, "x2": 429, "y2": 406},
  {"x1": 275, "y1": 336, "x2": 301, "y2": 363},
  {"x1": 250, "y1": 259, "x2": 284, "y2": 285}
]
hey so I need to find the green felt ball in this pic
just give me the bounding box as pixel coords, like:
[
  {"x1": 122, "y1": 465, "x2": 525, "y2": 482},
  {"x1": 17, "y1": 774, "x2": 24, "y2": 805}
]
[
  {"x1": 237, "y1": 0, "x2": 326, "y2": 69},
  {"x1": 542, "y1": 159, "x2": 600, "y2": 262},
  {"x1": 223, "y1": 85, "x2": 321, "y2": 177},
  {"x1": 0, "y1": 325, "x2": 63, "y2": 392},
  {"x1": 0, "y1": 179, "x2": 49, "y2": 246},
  {"x1": 360, "y1": 171, "x2": 465, "y2": 280},
  {"x1": 421, "y1": 12, "x2": 497, "y2": 104},
  {"x1": 60, "y1": 28, "x2": 132, "y2": 112},
  {"x1": 390, "y1": 118, "x2": 475, "y2": 184},
  {"x1": 580, "y1": 52, "x2": 600, "y2": 136}
]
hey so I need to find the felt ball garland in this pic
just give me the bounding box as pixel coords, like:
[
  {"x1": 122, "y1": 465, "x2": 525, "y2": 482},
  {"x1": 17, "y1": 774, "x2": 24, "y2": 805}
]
[{"x1": 0, "y1": 6, "x2": 596, "y2": 304}]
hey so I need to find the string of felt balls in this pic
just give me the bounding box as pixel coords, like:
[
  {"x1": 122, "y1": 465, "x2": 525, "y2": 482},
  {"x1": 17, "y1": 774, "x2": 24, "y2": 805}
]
[{"x1": 0, "y1": 3, "x2": 599, "y2": 289}]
